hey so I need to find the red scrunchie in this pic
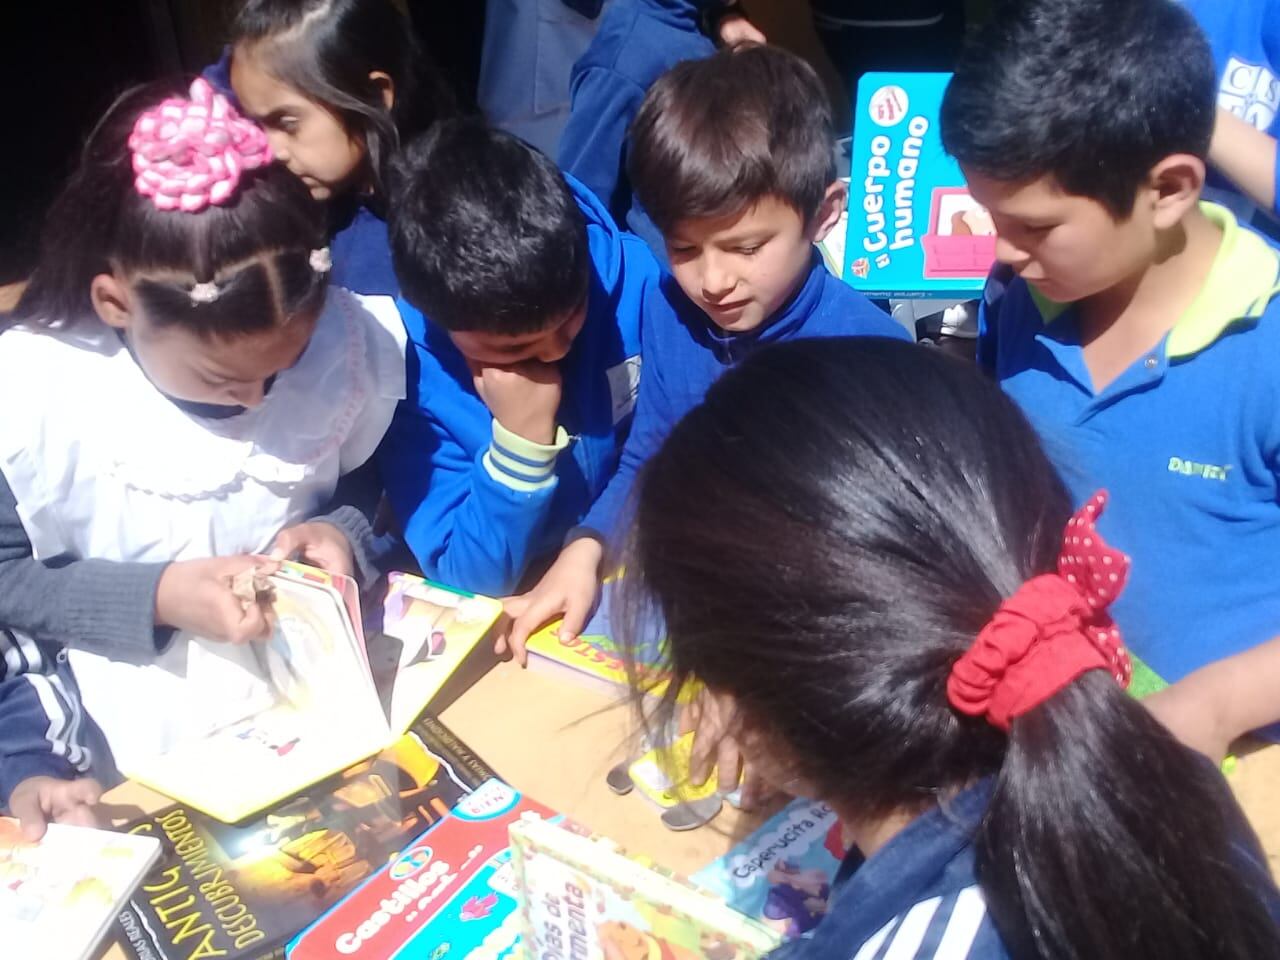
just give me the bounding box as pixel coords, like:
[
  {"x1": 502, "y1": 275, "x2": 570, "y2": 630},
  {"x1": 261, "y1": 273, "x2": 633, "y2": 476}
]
[{"x1": 947, "y1": 491, "x2": 1132, "y2": 731}]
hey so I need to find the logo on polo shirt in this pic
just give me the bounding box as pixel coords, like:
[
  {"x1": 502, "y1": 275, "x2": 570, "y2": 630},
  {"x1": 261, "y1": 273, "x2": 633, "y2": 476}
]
[
  {"x1": 1168, "y1": 456, "x2": 1232, "y2": 482},
  {"x1": 1219, "y1": 56, "x2": 1279, "y2": 130}
]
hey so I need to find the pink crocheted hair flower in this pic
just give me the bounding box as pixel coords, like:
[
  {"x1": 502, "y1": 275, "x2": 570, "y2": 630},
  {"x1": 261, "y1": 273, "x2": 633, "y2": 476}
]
[{"x1": 128, "y1": 77, "x2": 274, "y2": 213}]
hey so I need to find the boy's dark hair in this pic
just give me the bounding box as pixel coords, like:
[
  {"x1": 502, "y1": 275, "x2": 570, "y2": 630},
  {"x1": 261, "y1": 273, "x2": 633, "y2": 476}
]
[
  {"x1": 628, "y1": 44, "x2": 836, "y2": 235},
  {"x1": 626, "y1": 338, "x2": 1280, "y2": 960},
  {"x1": 388, "y1": 119, "x2": 590, "y2": 335},
  {"x1": 232, "y1": 0, "x2": 455, "y2": 200},
  {"x1": 940, "y1": 0, "x2": 1216, "y2": 218},
  {"x1": 13, "y1": 80, "x2": 327, "y2": 338}
]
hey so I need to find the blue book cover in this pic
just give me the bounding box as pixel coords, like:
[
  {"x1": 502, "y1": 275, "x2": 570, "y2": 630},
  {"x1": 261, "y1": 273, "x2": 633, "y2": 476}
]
[
  {"x1": 691, "y1": 799, "x2": 845, "y2": 940},
  {"x1": 844, "y1": 72, "x2": 996, "y2": 300}
]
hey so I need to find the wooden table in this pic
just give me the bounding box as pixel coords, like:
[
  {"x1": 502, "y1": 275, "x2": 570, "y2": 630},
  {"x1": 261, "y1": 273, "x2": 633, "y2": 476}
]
[{"x1": 100, "y1": 657, "x2": 1280, "y2": 958}]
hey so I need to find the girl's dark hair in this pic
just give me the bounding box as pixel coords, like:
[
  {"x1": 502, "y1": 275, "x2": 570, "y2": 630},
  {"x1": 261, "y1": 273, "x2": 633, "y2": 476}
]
[
  {"x1": 231, "y1": 0, "x2": 454, "y2": 199},
  {"x1": 627, "y1": 338, "x2": 1280, "y2": 960},
  {"x1": 13, "y1": 80, "x2": 328, "y2": 337}
]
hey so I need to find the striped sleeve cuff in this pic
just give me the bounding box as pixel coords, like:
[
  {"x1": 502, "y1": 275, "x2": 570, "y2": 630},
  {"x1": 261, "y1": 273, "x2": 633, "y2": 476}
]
[{"x1": 483, "y1": 420, "x2": 571, "y2": 492}]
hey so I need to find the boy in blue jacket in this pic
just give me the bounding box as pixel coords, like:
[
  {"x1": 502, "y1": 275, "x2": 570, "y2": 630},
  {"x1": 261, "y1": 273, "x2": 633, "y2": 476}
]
[
  {"x1": 1183, "y1": 0, "x2": 1280, "y2": 224},
  {"x1": 379, "y1": 119, "x2": 660, "y2": 597},
  {"x1": 557, "y1": 0, "x2": 763, "y2": 258},
  {"x1": 504, "y1": 46, "x2": 909, "y2": 657},
  {"x1": 941, "y1": 0, "x2": 1280, "y2": 761}
]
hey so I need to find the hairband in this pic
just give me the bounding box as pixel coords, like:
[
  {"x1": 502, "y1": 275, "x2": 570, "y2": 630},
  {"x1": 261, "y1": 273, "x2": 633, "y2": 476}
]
[
  {"x1": 947, "y1": 491, "x2": 1132, "y2": 731},
  {"x1": 183, "y1": 246, "x2": 333, "y2": 305}
]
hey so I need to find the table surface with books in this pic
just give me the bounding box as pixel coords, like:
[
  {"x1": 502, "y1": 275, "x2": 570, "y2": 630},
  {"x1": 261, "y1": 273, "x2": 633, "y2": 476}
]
[{"x1": 90, "y1": 653, "x2": 1280, "y2": 960}]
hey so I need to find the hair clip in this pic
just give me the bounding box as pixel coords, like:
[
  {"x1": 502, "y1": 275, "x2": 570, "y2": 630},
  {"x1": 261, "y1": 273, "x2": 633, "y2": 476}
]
[
  {"x1": 189, "y1": 281, "x2": 221, "y2": 305},
  {"x1": 309, "y1": 247, "x2": 333, "y2": 274}
]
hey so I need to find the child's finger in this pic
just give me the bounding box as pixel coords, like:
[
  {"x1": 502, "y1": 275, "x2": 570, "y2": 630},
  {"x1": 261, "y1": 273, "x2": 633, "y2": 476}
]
[
  {"x1": 267, "y1": 527, "x2": 301, "y2": 562},
  {"x1": 560, "y1": 590, "x2": 593, "y2": 642},
  {"x1": 507, "y1": 596, "x2": 564, "y2": 667},
  {"x1": 9, "y1": 788, "x2": 49, "y2": 842}
]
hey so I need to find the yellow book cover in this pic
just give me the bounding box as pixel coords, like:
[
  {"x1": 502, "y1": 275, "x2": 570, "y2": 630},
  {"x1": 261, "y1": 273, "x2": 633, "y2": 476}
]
[
  {"x1": 123, "y1": 566, "x2": 501, "y2": 823},
  {"x1": 525, "y1": 581, "x2": 693, "y2": 703}
]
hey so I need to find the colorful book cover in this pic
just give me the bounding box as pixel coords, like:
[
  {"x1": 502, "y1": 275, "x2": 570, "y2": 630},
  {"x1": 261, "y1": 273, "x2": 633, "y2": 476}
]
[
  {"x1": 114, "y1": 712, "x2": 496, "y2": 960},
  {"x1": 124, "y1": 567, "x2": 503, "y2": 823},
  {"x1": 0, "y1": 818, "x2": 161, "y2": 960},
  {"x1": 844, "y1": 73, "x2": 996, "y2": 300},
  {"x1": 510, "y1": 817, "x2": 782, "y2": 960},
  {"x1": 692, "y1": 799, "x2": 845, "y2": 940},
  {"x1": 287, "y1": 779, "x2": 558, "y2": 960},
  {"x1": 525, "y1": 580, "x2": 692, "y2": 703}
]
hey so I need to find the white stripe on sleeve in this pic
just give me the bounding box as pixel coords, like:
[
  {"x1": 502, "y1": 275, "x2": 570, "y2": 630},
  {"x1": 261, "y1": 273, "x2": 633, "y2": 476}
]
[
  {"x1": 934, "y1": 887, "x2": 988, "y2": 960},
  {"x1": 883, "y1": 896, "x2": 943, "y2": 960}
]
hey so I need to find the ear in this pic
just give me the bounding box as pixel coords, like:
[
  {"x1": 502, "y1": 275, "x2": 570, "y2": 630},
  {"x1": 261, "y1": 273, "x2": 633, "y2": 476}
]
[
  {"x1": 1146, "y1": 154, "x2": 1206, "y2": 231},
  {"x1": 809, "y1": 182, "x2": 848, "y2": 244},
  {"x1": 368, "y1": 71, "x2": 395, "y2": 112},
  {"x1": 90, "y1": 273, "x2": 133, "y2": 331}
]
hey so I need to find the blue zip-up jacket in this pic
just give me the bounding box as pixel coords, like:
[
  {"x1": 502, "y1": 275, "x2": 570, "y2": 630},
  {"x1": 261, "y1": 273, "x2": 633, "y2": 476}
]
[
  {"x1": 770, "y1": 776, "x2": 1280, "y2": 960},
  {"x1": 1183, "y1": 0, "x2": 1280, "y2": 220},
  {"x1": 581, "y1": 252, "x2": 910, "y2": 543},
  {"x1": 558, "y1": 0, "x2": 718, "y2": 259},
  {"x1": 379, "y1": 175, "x2": 658, "y2": 596}
]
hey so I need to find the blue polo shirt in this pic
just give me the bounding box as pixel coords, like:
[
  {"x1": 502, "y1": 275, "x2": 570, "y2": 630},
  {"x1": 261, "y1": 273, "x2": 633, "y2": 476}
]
[{"x1": 981, "y1": 204, "x2": 1280, "y2": 686}]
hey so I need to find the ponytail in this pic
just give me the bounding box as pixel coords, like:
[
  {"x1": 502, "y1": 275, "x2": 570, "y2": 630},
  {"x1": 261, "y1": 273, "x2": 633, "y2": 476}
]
[
  {"x1": 625, "y1": 338, "x2": 1280, "y2": 960},
  {"x1": 982, "y1": 676, "x2": 1280, "y2": 960}
]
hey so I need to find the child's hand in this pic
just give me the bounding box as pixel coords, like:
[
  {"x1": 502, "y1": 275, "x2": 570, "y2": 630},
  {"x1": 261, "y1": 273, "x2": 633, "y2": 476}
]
[
  {"x1": 471, "y1": 360, "x2": 563, "y2": 445},
  {"x1": 270, "y1": 521, "x2": 355, "y2": 579},
  {"x1": 718, "y1": 12, "x2": 766, "y2": 48},
  {"x1": 155, "y1": 556, "x2": 280, "y2": 644},
  {"x1": 685, "y1": 689, "x2": 782, "y2": 811},
  {"x1": 497, "y1": 538, "x2": 604, "y2": 666},
  {"x1": 8, "y1": 776, "x2": 103, "y2": 841}
]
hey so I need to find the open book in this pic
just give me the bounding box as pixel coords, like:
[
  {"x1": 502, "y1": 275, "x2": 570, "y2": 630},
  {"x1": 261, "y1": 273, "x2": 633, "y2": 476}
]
[
  {"x1": 123, "y1": 564, "x2": 502, "y2": 823},
  {"x1": 0, "y1": 817, "x2": 161, "y2": 960}
]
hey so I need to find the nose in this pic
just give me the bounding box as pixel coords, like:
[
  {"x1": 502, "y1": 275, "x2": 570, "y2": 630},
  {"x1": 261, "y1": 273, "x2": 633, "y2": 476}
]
[
  {"x1": 228, "y1": 381, "x2": 267, "y2": 408},
  {"x1": 700, "y1": 253, "x2": 737, "y2": 301},
  {"x1": 266, "y1": 130, "x2": 291, "y2": 165},
  {"x1": 994, "y1": 233, "x2": 1030, "y2": 268}
]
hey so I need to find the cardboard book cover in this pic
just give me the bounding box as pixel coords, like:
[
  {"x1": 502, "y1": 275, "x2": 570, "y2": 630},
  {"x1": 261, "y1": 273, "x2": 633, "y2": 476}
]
[
  {"x1": 844, "y1": 72, "x2": 996, "y2": 300},
  {"x1": 692, "y1": 799, "x2": 845, "y2": 940},
  {"x1": 524, "y1": 580, "x2": 692, "y2": 703},
  {"x1": 287, "y1": 780, "x2": 558, "y2": 960},
  {"x1": 0, "y1": 818, "x2": 161, "y2": 960},
  {"x1": 113, "y1": 712, "x2": 496, "y2": 960},
  {"x1": 510, "y1": 817, "x2": 781, "y2": 960}
]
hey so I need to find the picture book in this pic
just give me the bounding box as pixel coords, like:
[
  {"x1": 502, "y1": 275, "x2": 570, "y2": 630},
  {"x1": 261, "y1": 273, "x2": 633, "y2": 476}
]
[
  {"x1": 844, "y1": 73, "x2": 996, "y2": 300},
  {"x1": 524, "y1": 579, "x2": 693, "y2": 703},
  {"x1": 0, "y1": 818, "x2": 161, "y2": 960},
  {"x1": 114, "y1": 711, "x2": 496, "y2": 960},
  {"x1": 124, "y1": 565, "x2": 503, "y2": 822},
  {"x1": 692, "y1": 799, "x2": 845, "y2": 940},
  {"x1": 287, "y1": 779, "x2": 558, "y2": 960},
  {"x1": 510, "y1": 816, "x2": 782, "y2": 960}
]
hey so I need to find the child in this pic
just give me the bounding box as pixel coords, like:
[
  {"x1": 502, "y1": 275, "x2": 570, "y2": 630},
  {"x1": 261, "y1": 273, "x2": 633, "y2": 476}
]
[
  {"x1": 379, "y1": 118, "x2": 660, "y2": 597},
  {"x1": 1183, "y1": 0, "x2": 1280, "y2": 223},
  {"x1": 941, "y1": 0, "x2": 1280, "y2": 755},
  {"x1": 503, "y1": 46, "x2": 908, "y2": 658},
  {"x1": 625, "y1": 337, "x2": 1280, "y2": 960},
  {"x1": 0, "y1": 79, "x2": 407, "y2": 813},
  {"x1": 557, "y1": 0, "x2": 765, "y2": 257},
  {"x1": 223, "y1": 0, "x2": 453, "y2": 296}
]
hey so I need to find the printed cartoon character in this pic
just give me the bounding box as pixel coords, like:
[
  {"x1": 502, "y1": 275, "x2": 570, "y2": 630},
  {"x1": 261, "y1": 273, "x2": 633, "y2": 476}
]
[
  {"x1": 236, "y1": 724, "x2": 301, "y2": 756},
  {"x1": 596, "y1": 920, "x2": 702, "y2": 960},
  {"x1": 761, "y1": 859, "x2": 831, "y2": 938}
]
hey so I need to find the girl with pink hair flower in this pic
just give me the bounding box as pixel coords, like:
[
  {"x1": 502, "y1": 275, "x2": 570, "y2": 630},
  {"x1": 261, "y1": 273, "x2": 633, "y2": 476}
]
[{"x1": 0, "y1": 78, "x2": 406, "y2": 836}]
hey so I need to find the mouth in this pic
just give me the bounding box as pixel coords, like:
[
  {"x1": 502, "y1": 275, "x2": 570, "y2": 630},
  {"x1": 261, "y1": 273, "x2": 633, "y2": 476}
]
[{"x1": 704, "y1": 298, "x2": 752, "y2": 316}]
